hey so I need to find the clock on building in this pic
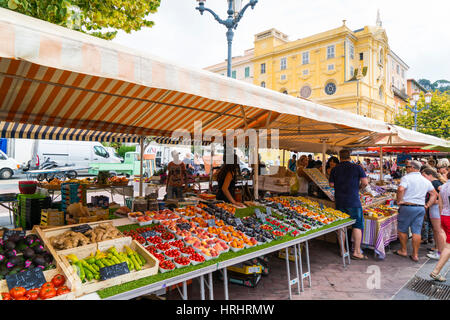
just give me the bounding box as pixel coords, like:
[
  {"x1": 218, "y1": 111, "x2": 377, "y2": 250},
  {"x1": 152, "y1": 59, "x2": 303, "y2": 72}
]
[
  {"x1": 325, "y1": 82, "x2": 337, "y2": 95},
  {"x1": 300, "y1": 85, "x2": 312, "y2": 98}
]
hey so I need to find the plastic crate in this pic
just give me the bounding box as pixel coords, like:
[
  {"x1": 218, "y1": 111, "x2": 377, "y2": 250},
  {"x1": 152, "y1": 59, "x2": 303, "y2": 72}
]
[{"x1": 17, "y1": 194, "x2": 51, "y2": 230}]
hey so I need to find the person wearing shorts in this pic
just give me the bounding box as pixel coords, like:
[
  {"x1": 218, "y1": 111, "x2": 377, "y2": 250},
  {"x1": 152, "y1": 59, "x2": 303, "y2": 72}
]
[
  {"x1": 329, "y1": 150, "x2": 368, "y2": 260},
  {"x1": 430, "y1": 174, "x2": 450, "y2": 282},
  {"x1": 396, "y1": 160, "x2": 438, "y2": 262}
]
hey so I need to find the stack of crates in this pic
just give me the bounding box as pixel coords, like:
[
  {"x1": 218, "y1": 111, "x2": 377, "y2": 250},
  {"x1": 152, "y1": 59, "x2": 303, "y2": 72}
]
[
  {"x1": 16, "y1": 194, "x2": 52, "y2": 230},
  {"x1": 61, "y1": 183, "x2": 86, "y2": 212},
  {"x1": 40, "y1": 209, "x2": 65, "y2": 227}
]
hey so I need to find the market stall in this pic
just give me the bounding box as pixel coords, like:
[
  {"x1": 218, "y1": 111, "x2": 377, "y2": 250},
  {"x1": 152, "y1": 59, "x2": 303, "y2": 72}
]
[{"x1": 1, "y1": 9, "x2": 449, "y2": 302}]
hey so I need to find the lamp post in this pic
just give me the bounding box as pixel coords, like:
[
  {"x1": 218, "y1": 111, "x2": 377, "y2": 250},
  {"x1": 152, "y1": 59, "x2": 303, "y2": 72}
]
[
  {"x1": 196, "y1": 0, "x2": 258, "y2": 78},
  {"x1": 406, "y1": 91, "x2": 432, "y2": 131}
]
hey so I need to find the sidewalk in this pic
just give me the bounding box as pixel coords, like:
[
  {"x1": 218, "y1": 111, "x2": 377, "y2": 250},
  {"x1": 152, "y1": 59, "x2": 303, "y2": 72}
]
[{"x1": 165, "y1": 238, "x2": 439, "y2": 300}]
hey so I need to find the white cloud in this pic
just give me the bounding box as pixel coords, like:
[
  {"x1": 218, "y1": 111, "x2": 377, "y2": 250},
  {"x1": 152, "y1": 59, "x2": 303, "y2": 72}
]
[{"x1": 113, "y1": 0, "x2": 450, "y2": 82}]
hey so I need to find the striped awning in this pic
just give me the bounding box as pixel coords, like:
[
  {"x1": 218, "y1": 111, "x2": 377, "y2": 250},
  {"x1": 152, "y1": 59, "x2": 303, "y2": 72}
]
[
  {"x1": 149, "y1": 136, "x2": 211, "y2": 146},
  {"x1": 0, "y1": 121, "x2": 141, "y2": 142},
  {"x1": 0, "y1": 9, "x2": 448, "y2": 152}
]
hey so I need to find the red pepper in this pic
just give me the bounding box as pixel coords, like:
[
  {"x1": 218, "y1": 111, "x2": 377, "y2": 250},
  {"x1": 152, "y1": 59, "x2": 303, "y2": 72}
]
[
  {"x1": 56, "y1": 286, "x2": 71, "y2": 296},
  {"x1": 1, "y1": 292, "x2": 12, "y2": 300},
  {"x1": 39, "y1": 287, "x2": 57, "y2": 300},
  {"x1": 25, "y1": 288, "x2": 40, "y2": 301},
  {"x1": 9, "y1": 287, "x2": 26, "y2": 299},
  {"x1": 51, "y1": 274, "x2": 66, "y2": 288}
]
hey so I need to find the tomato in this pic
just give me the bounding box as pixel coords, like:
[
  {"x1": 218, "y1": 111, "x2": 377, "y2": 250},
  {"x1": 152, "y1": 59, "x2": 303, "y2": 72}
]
[
  {"x1": 9, "y1": 287, "x2": 26, "y2": 299},
  {"x1": 25, "y1": 288, "x2": 40, "y2": 301},
  {"x1": 51, "y1": 274, "x2": 66, "y2": 288},
  {"x1": 16, "y1": 296, "x2": 30, "y2": 300},
  {"x1": 1, "y1": 292, "x2": 12, "y2": 300},
  {"x1": 39, "y1": 287, "x2": 57, "y2": 300},
  {"x1": 41, "y1": 282, "x2": 54, "y2": 289},
  {"x1": 56, "y1": 286, "x2": 70, "y2": 296}
]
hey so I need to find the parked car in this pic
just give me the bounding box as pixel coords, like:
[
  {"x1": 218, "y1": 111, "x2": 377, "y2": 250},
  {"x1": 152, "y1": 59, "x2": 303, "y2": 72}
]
[{"x1": 0, "y1": 150, "x2": 21, "y2": 179}]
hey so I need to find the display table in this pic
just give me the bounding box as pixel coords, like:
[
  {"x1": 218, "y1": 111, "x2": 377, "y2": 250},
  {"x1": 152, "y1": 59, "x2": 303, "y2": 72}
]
[{"x1": 362, "y1": 213, "x2": 398, "y2": 259}]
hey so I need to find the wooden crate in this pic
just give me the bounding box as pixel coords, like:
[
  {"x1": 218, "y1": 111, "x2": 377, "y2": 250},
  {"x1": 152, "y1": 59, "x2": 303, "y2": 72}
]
[
  {"x1": 58, "y1": 237, "x2": 159, "y2": 297},
  {"x1": 33, "y1": 221, "x2": 125, "y2": 255}
]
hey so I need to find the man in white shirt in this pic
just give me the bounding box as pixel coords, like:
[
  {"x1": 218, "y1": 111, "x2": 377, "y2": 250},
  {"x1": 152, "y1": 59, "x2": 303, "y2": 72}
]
[{"x1": 396, "y1": 160, "x2": 438, "y2": 262}]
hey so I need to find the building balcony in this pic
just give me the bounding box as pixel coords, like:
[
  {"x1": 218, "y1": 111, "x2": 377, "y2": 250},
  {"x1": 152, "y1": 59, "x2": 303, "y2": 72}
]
[{"x1": 392, "y1": 86, "x2": 409, "y2": 101}]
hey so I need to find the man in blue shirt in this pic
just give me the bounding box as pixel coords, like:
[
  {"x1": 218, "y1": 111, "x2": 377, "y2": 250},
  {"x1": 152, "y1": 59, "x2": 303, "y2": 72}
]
[{"x1": 329, "y1": 149, "x2": 369, "y2": 260}]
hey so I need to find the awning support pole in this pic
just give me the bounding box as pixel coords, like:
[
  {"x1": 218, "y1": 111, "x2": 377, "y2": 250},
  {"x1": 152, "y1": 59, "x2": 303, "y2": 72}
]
[
  {"x1": 322, "y1": 141, "x2": 327, "y2": 174},
  {"x1": 139, "y1": 136, "x2": 145, "y2": 197},
  {"x1": 379, "y1": 146, "x2": 383, "y2": 183},
  {"x1": 253, "y1": 139, "x2": 259, "y2": 200}
]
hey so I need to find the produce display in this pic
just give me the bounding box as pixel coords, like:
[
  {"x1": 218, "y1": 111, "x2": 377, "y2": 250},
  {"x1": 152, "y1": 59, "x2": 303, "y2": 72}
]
[
  {"x1": 66, "y1": 245, "x2": 147, "y2": 283},
  {"x1": 1, "y1": 274, "x2": 70, "y2": 300},
  {"x1": 364, "y1": 206, "x2": 397, "y2": 219},
  {"x1": 0, "y1": 234, "x2": 55, "y2": 279},
  {"x1": 49, "y1": 223, "x2": 122, "y2": 250}
]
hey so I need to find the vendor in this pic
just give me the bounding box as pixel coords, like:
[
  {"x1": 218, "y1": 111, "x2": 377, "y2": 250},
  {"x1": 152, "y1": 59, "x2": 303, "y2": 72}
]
[
  {"x1": 166, "y1": 150, "x2": 186, "y2": 199},
  {"x1": 216, "y1": 153, "x2": 245, "y2": 207},
  {"x1": 288, "y1": 154, "x2": 297, "y2": 172},
  {"x1": 296, "y1": 155, "x2": 310, "y2": 195}
]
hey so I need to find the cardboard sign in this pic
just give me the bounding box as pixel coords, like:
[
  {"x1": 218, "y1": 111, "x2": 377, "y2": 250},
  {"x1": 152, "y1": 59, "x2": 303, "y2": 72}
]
[
  {"x1": 71, "y1": 224, "x2": 92, "y2": 234},
  {"x1": 277, "y1": 203, "x2": 283, "y2": 210},
  {"x1": 141, "y1": 231, "x2": 157, "y2": 239},
  {"x1": 293, "y1": 219, "x2": 303, "y2": 229},
  {"x1": 99, "y1": 262, "x2": 130, "y2": 281},
  {"x1": 207, "y1": 219, "x2": 216, "y2": 227},
  {"x1": 6, "y1": 267, "x2": 46, "y2": 291},
  {"x1": 235, "y1": 218, "x2": 244, "y2": 226},
  {"x1": 2, "y1": 229, "x2": 26, "y2": 241}
]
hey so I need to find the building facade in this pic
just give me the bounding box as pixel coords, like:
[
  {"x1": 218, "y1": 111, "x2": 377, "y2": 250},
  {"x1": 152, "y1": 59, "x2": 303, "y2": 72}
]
[
  {"x1": 205, "y1": 17, "x2": 408, "y2": 123},
  {"x1": 389, "y1": 51, "x2": 409, "y2": 114}
]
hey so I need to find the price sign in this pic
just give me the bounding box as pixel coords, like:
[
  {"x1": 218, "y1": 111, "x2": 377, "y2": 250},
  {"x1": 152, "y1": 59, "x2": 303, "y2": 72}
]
[
  {"x1": 6, "y1": 267, "x2": 46, "y2": 291},
  {"x1": 99, "y1": 262, "x2": 130, "y2": 281},
  {"x1": 207, "y1": 219, "x2": 216, "y2": 227},
  {"x1": 235, "y1": 218, "x2": 244, "y2": 226},
  {"x1": 2, "y1": 229, "x2": 26, "y2": 241},
  {"x1": 141, "y1": 230, "x2": 157, "y2": 239},
  {"x1": 266, "y1": 207, "x2": 272, "y2": 215},
  {"x1": 293, "y1": 219, "x2": 303, "y2": 229},
  {"x1": 277, "y1": 203, "x2": 283, "y2": 210},
  {"x1": 71, "y1": 224, "x2": 92, "y2": 234}
]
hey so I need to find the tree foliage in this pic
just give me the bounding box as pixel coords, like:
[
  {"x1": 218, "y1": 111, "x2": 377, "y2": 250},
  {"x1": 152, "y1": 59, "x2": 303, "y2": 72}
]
[
  {"x1": 394, "y1": 91, "x2": 450, "y2": 139},
  {"x1": 0, "y1": 0, "x2": 161, "y2": 40},
  {"x1": 418, "y1": 79, "x2": 450, "y2": 93}
]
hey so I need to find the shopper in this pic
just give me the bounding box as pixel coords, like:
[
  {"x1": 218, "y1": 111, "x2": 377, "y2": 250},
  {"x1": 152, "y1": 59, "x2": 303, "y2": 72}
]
[
  {"x1": 395, "y1": 160, "x2": 438, "y2": 262},
  {"x1": 436, "y1": 158, "x2": 449, "y2": 182},
  {"x1": 421, "y1": 168, "x2": 446, "y2": 260},
  {"x1": 166, "y1": 151, "x2": 186, "y2": 199},
  {"x1": 325, "y1": 156, "x2": 340, "y2": 179},
  {"x1": 329, "y1": 149, "x2": 368, "y2": 260},
  {"x1": 216, "y1": 153, "x2": 245, "y2": 207},
  {"x1": 288, "y1": 155, "x2": 297, "y2": 173},
  {"x1": 429, "y1": 171, "x2": 450, "y2": 282},
  {"x1": 307, "y1": 154, "x2": 316, "y2": 168}
]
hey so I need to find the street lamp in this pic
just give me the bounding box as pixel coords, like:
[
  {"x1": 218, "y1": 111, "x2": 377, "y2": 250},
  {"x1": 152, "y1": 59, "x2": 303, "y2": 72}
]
[
  {"x1": 406, "y1": 91, "x2": 433, "y2": 131},
  {"x1": 196, "y1": 0, "x2": 258, "y2": 78}
]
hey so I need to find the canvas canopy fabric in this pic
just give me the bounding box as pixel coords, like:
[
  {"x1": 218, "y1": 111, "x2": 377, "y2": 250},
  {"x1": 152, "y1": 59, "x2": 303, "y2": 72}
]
[{"x1": 0, "y1": 8, "x2": 448, "y2": 153}]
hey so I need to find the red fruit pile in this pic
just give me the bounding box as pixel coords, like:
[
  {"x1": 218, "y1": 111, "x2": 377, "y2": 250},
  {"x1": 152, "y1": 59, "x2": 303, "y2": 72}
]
[
  {"x1": 180, "y1": 246, "x2": 195, "y2": 255},
  {"x1": 164, "y1": 249, "x2": 181, "y2": 258},
  {"x1": 189, "y1": 253, "x2": 205, "y2": 263},
  {"x1": 159, "y1": 260, "x2": 175, "y2": 270},
  {"x1": 174, "y1": 256, "x2": 190, "y2": 266}
]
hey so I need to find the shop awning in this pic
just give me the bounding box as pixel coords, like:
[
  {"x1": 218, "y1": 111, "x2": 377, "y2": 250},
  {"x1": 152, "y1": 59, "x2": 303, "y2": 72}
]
[
  {"x1": 0, "y1": 9, "x2": 448, "y2": 152},
  {"x1": 0, "y1": 121, "x2": 141, "y2": 142}
]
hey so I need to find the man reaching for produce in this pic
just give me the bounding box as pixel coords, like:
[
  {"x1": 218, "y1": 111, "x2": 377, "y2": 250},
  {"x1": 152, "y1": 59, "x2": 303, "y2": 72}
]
[{"x1": 329, "y1": 149, "x2": 368, "y2": 260}]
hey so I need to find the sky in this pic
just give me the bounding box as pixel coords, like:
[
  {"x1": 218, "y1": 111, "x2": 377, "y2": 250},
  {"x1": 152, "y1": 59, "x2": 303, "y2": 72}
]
[{"x1": 112, "y1": 0, "x2": 450, "y2": 82}]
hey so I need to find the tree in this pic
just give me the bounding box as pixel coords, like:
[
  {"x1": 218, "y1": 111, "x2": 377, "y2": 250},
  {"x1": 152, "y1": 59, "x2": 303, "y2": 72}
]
[
  {"x1": 394, "y1": 91, "x2": 450, "y2": 139},
  {"x1": 0, "y1": 0, "x2": 161, "y2": 40},
  {"x1": 418, "y1": 79, "x2": 450, "y2": 93}
]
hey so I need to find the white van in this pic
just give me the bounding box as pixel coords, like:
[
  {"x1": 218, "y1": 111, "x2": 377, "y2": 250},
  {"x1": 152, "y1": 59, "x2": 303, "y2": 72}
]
[
  {"x1": 34, "y1": 141, "x2": 122, "y2": 174},
  {"x1": 0, "y1": 149, "x2": 21, "y2": 179}
]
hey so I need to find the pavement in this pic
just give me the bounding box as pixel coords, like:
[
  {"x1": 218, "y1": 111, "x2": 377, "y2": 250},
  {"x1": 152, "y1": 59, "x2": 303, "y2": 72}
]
[{"x1": 164, "y1": 237, "x2": 449, "y2": 300}]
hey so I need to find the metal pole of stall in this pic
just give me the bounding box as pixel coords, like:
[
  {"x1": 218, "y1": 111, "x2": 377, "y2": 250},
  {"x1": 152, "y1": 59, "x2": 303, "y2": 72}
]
[
  {"x1": 139, "y1": 136, "x2": 145, "y2": 197},
  {"x1": 253, "y1": 140, "x2": 259, "y2": 200},
  {"x1": 322, "y1": 141, "x2": 327, "y2": 174},
  {"x1": 285, "y1": 247, "x2": 292, "y2": 300},
  {"x1": 379, "y1": 146, "x2": 383, "y2": 183},
  {"x1": 223, "y1": 267, "x2": 229, "y2": 300}
]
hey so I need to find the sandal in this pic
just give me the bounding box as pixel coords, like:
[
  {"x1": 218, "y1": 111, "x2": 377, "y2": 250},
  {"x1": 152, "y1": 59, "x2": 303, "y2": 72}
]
[
  {"x1": 351, "y1": 254, "x2": 368, "y2": 260},
  {"x1": 409, "y1": 255, "x2": 419, "y2": 263},
  {"x1": 393, "y1": 250, "x2": 407, "y2": 258},
  {"x1": 430, "y1": 272, "x2": 446, "y2": 282}
]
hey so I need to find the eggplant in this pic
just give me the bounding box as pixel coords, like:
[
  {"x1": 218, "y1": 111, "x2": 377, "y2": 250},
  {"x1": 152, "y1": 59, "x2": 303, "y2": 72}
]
[
  {"x1": 32, "y1": 244, "x2": 45, "y2": 254},
  {"x1": 0, "y1": 254, "x2": 5, "y2": 263},
  {"x1": 25, "y1": 234, "x2": 39, "y2": 246},
  {"x1": 5, "y1": 249, "x2": 17, "y2": 259},
  {"x1": 23, "y1": 247, "x2": 35, "y2": 260},
  {"x1": 7, "y1": 256, "x2": 24, "y2": 267},
  {"x1": 43, "y1": 252, "x2": 53, "y2": 264},
  {"x1": 32, "y1": 255, "x2": 46, "y2": 267},
  {"x1": 4, "y1": 241, "x2": 16, "y2": 251},
  {"x1": 7, "y1": 234, "x2": 21, "y2": 243}
]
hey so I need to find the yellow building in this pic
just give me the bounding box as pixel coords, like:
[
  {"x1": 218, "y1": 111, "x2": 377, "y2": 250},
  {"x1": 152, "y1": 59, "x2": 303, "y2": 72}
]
[{"x1": 205, "y1": 17, "x2": 403, "y2": 123}]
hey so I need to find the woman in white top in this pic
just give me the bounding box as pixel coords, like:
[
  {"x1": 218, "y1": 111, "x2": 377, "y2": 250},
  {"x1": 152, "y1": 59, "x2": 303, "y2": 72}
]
[{"x1": 430, "y1": 172, "x2": 450, "y2": 282}]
